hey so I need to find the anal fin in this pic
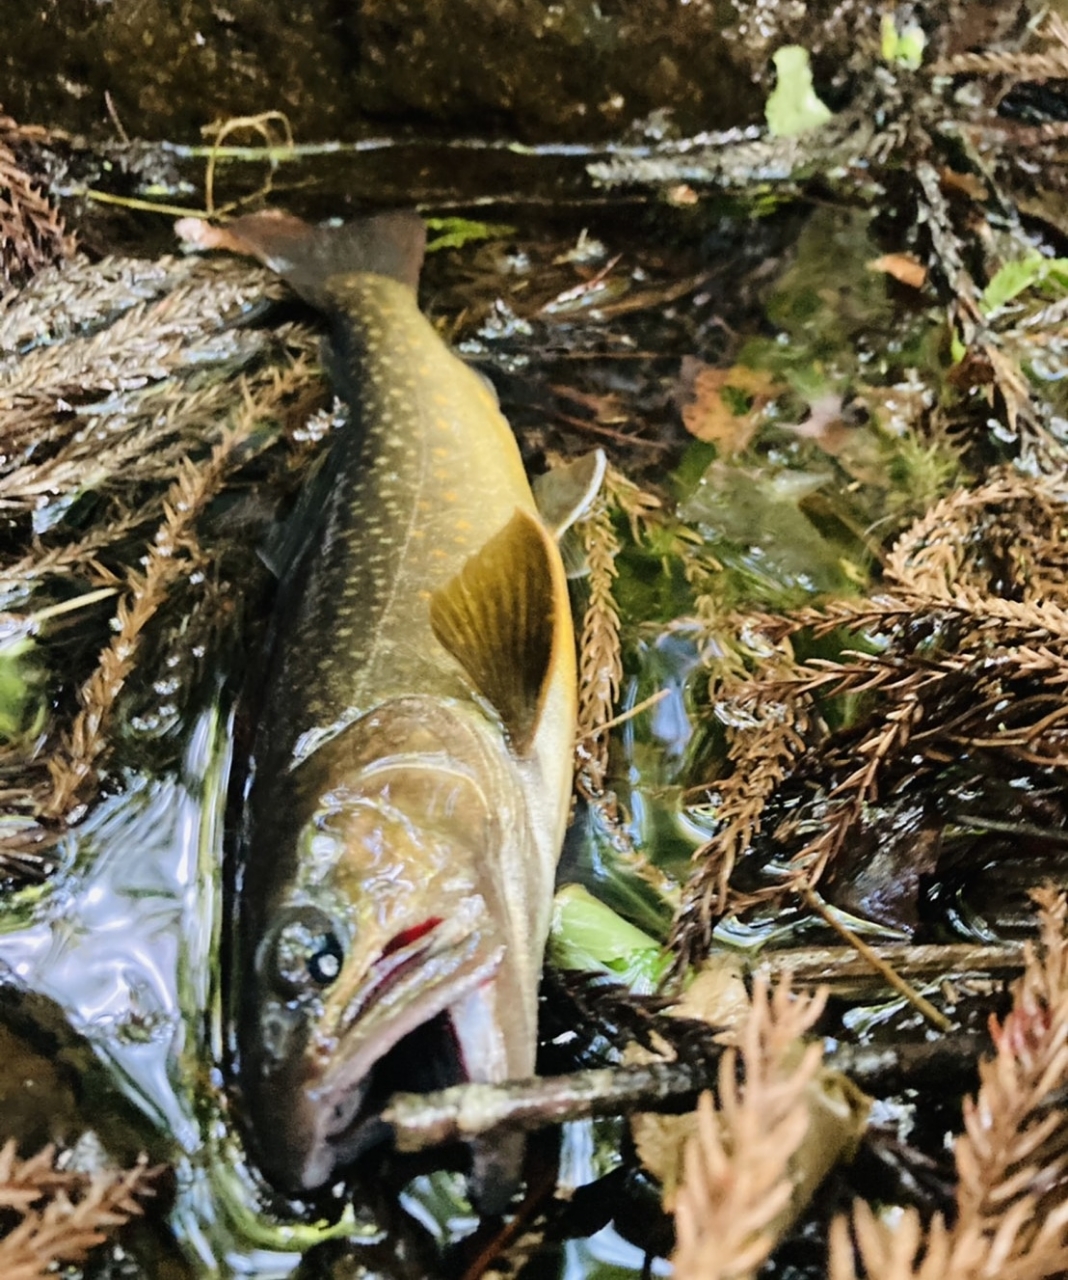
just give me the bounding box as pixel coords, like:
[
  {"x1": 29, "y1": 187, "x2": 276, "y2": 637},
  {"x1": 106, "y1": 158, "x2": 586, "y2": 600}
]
[{"x1": 430, "y1": 509, "x2": 566, "y2": 756}]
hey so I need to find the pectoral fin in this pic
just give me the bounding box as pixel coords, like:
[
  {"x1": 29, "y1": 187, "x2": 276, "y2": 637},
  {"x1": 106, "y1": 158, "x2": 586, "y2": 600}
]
[
  {"x1": 430, "y1": 509, "x2": 566, "y2": 755},
  {"x1": 532, "y1": 449, "x2": 606, "y2": 537}
]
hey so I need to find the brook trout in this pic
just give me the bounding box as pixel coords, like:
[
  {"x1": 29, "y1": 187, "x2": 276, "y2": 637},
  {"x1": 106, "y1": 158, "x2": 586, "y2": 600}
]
[{"x1": 178, "y1": 212, "x2": 590, "y2": 1203}]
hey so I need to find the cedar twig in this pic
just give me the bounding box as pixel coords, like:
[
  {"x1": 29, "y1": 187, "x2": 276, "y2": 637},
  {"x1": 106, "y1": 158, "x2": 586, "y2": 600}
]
[
  {"x1": 40, "y1": 443, "x2": 234, "y2": 819},
  {"x1": 0, "y1": 1141, "x2": 156, "y2": 1280},
  {"x1": 671, "y1": 977, "x2": 827, "y2": 1280},
  {"x1": 931, "y1": 14, "x2": 1068, "y2": 80},
  {"x1": 0, "y1": 112, "x2": 75, "y2": 294},
  {"x1": 830, "y1": 888, "x2": 1068, "y2": 1280},
  {"x1": 573, "y1": 493, "x2": 622, "y2": 797},
  {"x1": 674, "y1": 471, "x2": 1068, "y2": 952},
  {"x1": 672, "y1": 688, "x2": 810, "y2": 965}
]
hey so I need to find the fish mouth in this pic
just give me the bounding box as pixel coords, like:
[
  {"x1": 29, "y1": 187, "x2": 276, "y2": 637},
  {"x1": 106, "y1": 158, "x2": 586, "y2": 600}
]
[{"x1": 299, "y1": 912, "x2": 504, "y2": 1183}]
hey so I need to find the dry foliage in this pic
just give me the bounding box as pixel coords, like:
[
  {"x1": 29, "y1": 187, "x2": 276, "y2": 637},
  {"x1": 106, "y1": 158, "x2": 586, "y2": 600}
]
[
  {"x1": 681, "y1": 692, "x2": 811, "y2": 947},
  {"x1": 573, "y1": 463, "x2": 662, "y2": 794},
  {"x1": 0, "y1": 243, "x2": 324, "y2": 874},
  {"x1": 671, "y1": 976, "x2": 827, "y2": 1280},
  {"x1": 603, "y1": 461, "x2": 662, "y2": 545},
  {"x1": 932, "y1": 14, "x2": 1068, "y2": 82},
  {"x1": 678, "y1": 359, "x2": 781, "y2": 454},
  {"x1": 574, "y1": 493, "x2": 624, "y2": 797},
  {"x1": 43, "y1": 431, "x2": 244, "y2": 819},
  {"x1": 829, "y1": 887, "x2": 1068, "y2": 1280},
  {"x1": 0, "y1": 1140, "x2": 156, "y2": 1279},
  {"x1": 674, "y1": 469, "x2": 1068, "y2": 958},
  {"x1": 0, "y1": 112, "x2": 75, "y2": 295}
]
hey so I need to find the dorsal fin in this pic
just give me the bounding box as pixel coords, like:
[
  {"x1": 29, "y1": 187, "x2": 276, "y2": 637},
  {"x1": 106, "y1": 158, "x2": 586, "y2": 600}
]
[{"x1": 430, "y1": 509, "x2": 566, "y2": 756}]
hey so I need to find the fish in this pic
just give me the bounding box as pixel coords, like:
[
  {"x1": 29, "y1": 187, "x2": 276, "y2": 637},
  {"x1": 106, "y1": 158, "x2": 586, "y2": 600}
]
[{"x1": 176, "y1": 211, "x2": 602, "y2": 1205}]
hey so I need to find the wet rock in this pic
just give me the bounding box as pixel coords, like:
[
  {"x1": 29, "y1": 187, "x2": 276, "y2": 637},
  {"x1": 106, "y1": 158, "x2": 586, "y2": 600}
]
[{"x1": 0, "y1": 0, "x2": 877, "y2": 143}]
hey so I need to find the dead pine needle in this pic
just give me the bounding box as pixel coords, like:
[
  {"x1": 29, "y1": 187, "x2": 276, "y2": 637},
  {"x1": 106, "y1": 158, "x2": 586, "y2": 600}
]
[
  {"x1": 575, "y1": 687, "x2": 670, "y2": 742},
  {"x1": 801, "y1": 887, "x2": 952, "y2": 1032}
]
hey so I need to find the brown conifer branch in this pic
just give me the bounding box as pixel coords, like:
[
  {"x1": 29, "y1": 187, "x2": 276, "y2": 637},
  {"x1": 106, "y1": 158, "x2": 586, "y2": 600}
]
[
  {"x1": 671, "y1": 977, "x2": 828, "y2": 1280},
  {"x1": 0, "y1": 1141, "x2": 156, "y2": 1279},
  {"x1": 574, "y1": 494, "x2": 623, "y2": 797},
  {"x1": 41, "y1": 428, "x2": 241, "y2": 820},
  {"x1": 830, "y1": 889, "x2": 1068, "y2": 1280},
  {"x1": 603, "y1": 462, "x2": 662, "y2": 543},
  {"x1": 0, "y1": 113, "x2": 76, "y2": 295},
  {"x1": 930, "y1": 15, "x2": 1068, "y2": 81},
  {"x1": 672, "y1": 692, "x2": 810, "y2": 964}
]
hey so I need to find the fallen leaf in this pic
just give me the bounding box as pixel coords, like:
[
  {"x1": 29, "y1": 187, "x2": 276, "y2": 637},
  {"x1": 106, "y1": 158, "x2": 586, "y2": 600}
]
[
  {"x1": 867, "y1": 253, "x2": 927, "y2": 289},
  {"x1": 940, "y1": 167, "x2": 988, "y2": 201},
  {"x1": 678, "y1": 359, "x2": 782, "y2": 453}
]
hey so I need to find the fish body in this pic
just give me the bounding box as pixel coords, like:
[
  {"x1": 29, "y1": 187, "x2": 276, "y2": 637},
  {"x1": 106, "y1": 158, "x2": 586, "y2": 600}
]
[{"x1": 192, "y1": 214, "x2": 579, "y2": 1197}]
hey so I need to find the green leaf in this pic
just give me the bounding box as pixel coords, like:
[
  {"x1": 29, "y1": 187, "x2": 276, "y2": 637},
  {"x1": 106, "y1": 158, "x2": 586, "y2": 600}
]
[
  {"x1": 549, "y1": 884, "x2": 670, "y2": 994},
  {"x1": 0, "y1": 633, "x2": 45, "y2": 743},
  {"x1": 766, "y1": 47, "x2": 833, "y2": 139},
  {"x1": 425, "y1": 217, "x2": 516, "y2": 253},
  {"x1": 980, "y1": 251, "x2": 1068, "y2": 315},
  {"x1": 880, "y1": 13, "x2": 926, "y2": 68}
]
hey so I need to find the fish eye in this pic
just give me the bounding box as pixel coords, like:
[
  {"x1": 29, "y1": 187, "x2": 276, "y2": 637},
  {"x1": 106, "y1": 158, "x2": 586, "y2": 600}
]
[
  {"x1": 266, "y1": 908, "x2": 346, "y2": 996},
  {"x1": 306, "y1": 933, "x2": 344, "y2": 986}
]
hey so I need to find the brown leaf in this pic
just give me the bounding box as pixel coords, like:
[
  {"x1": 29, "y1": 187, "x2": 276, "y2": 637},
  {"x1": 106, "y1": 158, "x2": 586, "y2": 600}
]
[
  {"x1": 940, "y1": 167, "x2": 989, "y2": 202},
  {"x1": 678, "y1": 360, "x2": 782, "y2": 453},
  {"x1": 867, "y1": 253, "x2": 928, "y2": 289}
]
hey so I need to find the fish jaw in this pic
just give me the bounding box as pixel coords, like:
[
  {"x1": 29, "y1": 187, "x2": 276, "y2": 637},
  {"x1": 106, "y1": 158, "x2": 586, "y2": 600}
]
[{"x1": 241, "y1": 900, "x2": 505, "y2": 1193}]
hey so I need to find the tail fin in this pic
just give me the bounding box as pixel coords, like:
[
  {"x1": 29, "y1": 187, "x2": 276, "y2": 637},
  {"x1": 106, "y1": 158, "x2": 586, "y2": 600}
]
[{"x1": 175, "y1": 210, "x2": 426, "y2": 305}]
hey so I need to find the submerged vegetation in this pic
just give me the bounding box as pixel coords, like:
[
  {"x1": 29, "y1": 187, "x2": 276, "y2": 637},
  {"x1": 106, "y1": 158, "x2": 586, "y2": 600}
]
[{"x1": 5, "y1": 5, "x2": 1068, "y2": 1276}]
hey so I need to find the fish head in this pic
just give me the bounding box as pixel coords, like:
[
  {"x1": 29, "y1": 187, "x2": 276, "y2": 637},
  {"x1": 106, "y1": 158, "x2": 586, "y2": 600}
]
[{"x1": 238, "y1": 709, "x2": 527, "y2": 1193}]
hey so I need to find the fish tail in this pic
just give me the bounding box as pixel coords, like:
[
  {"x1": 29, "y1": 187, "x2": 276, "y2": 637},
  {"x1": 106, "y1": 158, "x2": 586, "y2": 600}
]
[{"x1": 175, "y1": 210, "x2": 426, "y2": 303}]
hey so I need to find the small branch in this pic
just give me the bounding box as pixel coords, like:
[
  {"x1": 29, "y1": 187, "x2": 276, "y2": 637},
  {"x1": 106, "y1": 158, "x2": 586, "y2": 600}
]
[
  {"x1": 382, "y1": 1061, "x2": 706, "y2": 1153},
  {"x1": 802, "y1": 889, "x2": 953, "y2": 1033},
  {"x1": 381, "y1": 1035, "x2": 982, "y2": 1155}
]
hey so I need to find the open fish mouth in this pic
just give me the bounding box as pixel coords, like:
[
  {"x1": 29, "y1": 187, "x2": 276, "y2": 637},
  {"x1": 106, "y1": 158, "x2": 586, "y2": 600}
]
[{"x1": 309, "y1": 915, "x2": 505, "y2": 1165}]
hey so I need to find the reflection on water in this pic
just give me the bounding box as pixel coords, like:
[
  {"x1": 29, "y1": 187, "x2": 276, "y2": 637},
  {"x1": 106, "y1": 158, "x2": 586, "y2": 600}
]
[
  {"x1": 563, "y1": 1227, "x2": 673, "y2": 1280},
  {"x1": 0, "y1": 700, "x2": 360, "y2": 1276},
  {"x1": 0, "y1": 705, "x2": 226, "y2": 1153}
]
